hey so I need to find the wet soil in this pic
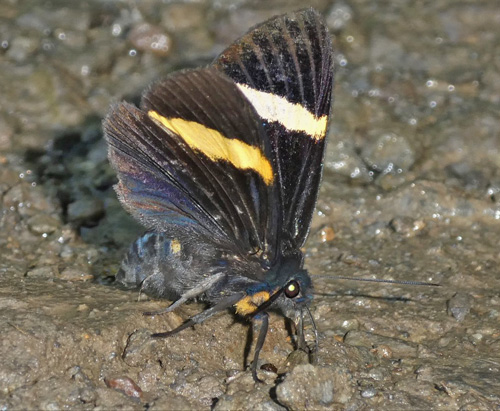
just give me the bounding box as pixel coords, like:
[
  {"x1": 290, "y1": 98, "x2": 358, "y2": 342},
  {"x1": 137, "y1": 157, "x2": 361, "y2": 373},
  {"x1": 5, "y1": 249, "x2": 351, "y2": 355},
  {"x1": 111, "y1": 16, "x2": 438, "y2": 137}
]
[{"x1": 1, "y1": 0, "x2": 499, "y2": 409}]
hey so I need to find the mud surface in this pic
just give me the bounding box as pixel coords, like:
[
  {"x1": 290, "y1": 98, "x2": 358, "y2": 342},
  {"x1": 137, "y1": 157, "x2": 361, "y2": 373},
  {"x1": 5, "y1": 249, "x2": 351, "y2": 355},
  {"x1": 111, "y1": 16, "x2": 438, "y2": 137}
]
[{"x1": 1, "y1": 0, "x2": 499, "y2": 409}]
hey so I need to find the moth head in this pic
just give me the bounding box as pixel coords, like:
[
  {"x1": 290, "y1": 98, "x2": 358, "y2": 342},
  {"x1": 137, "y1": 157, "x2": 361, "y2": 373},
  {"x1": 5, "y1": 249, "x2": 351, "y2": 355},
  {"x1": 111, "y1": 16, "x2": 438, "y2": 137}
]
[
  {"x1": 236, "y1": 256, "x2": 313, "y2": 320},
  {"x1": 253, "y1": 253, "x2": 313, "y2": 319},
  {"x1": 273, "y1": 269, "x2": 312, "y2": 320}
]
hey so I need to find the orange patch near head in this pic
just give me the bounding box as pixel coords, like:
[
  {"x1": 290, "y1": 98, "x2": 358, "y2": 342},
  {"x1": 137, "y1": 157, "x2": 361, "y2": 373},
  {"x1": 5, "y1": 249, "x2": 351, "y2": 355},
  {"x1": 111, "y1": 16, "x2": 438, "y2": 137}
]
[{"x1": 235, "y1": 291, "x2": 271, "y2": 316}]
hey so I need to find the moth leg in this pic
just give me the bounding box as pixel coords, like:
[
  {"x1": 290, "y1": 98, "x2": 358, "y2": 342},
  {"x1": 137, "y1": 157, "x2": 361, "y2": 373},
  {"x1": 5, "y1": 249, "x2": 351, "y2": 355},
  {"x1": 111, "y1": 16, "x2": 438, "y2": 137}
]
[
  {"x1": 305, "y1": 306, "x2": 319, "y2": 364},
  {"x1": 143, "y1": 272, "x2": 225, "y2": 316},
  {"x1": 251, "y1": 313, "x2": 269, "y2": 383},
  {"x1": 151, "y1": 293, "x2": 244, "y2": 338},
  {"x1": 296, "y1": 309, "x2": 307, "y2": 351}
]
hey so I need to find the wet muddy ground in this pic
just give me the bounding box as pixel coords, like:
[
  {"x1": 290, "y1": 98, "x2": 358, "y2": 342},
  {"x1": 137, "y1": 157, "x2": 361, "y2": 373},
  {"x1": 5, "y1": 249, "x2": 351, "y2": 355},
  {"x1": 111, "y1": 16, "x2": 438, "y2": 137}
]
[{"x1": 1, "y1": 0, "x2": 499, "y2": 409}]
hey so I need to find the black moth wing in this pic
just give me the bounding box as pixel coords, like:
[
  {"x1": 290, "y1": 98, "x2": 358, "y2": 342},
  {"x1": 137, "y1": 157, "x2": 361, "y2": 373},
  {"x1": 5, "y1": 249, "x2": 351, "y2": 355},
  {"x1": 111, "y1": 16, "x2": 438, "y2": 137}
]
[
  {"x1": 104, "y1": 68, "x2": 280, "y2": 259},
  {"x1": 213, "y1": 8, "x2": 334, "y2": 255}
]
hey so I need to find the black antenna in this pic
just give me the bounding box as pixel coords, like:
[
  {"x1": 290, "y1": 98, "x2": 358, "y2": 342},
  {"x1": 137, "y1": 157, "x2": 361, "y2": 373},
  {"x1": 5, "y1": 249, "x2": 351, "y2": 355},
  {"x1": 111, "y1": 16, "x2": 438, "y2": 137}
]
[{"x1": 313, "y1": 275, "x2": 440, "y2": 287}]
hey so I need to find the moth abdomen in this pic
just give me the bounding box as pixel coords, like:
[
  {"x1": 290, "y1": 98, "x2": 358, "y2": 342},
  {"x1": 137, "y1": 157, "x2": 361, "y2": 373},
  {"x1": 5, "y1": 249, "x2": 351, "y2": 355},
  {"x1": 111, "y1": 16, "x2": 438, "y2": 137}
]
[{"x1": 117, "y1": 232, "x2": 195, "y2": 300}]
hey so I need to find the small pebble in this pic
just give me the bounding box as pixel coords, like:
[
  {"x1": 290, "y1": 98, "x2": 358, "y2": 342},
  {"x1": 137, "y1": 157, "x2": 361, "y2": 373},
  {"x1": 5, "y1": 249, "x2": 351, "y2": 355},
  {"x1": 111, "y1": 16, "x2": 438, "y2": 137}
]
[
  {"x1": 104, "y1": 376, "x2": 143, "y2": 398},
  {"x1": 389, "y1": 216, "x2": 426, "y2": 237},
  {"x1": 276, "y1": 364, "x2": 354, "y2": 407},
  {"x1": 77, "y1": 304, "x2": 89, "y2": 312},
  {"x1": 447, "y1": 292, "x2": 472, "y2": 322},
  {"x1": 362, "y1": 132, "x2": 415, "y2": 173},
  {"x1": 26, "y1": 265, "x2": 57, "y2": 278},
  {"x1": 361, "y1": 387, "x2": 377, "y2": 398},
  {"x1": 67, "y1": 198, "x2": 104, "y2": 225},
  {"x1": 374, "y1": 344, "x2": 393, "y2": 359},
  {"x1": 319, "y1": 226, "x2": 335, "y2": 242},
  {"x1": 59, "y1": 266, "x2": 94, "y2": 282},
  {"x1": 469, "y1": 333, "x2": 483, "y2": 344}
]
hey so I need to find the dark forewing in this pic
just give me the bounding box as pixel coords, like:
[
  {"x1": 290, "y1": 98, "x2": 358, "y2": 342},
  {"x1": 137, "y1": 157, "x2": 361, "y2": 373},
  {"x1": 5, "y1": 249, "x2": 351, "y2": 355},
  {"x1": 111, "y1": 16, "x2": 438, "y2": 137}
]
[
  {"x1": 104, "y1": 69, "x2": 279, "y2": 256},
  {"x1": 213, "y1": 8, "x2": 334, "y2": 253}
]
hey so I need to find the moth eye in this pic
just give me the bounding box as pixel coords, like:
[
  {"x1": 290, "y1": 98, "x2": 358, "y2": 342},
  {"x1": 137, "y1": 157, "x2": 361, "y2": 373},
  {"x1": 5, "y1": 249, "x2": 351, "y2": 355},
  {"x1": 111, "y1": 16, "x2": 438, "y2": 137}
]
[{"x1": 284, "y1": 280, "x2": 300, "y2": 298}]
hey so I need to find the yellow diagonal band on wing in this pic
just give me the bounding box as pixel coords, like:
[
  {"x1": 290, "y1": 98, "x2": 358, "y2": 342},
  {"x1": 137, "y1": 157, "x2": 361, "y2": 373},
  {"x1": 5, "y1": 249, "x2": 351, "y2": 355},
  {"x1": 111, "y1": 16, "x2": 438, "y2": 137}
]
[
  {"x1": 236, "y1": 83, "x2": 328, "y2": 141},
  {"x1": 148, "y1": 110, "x2": 274, "y2": 185}
]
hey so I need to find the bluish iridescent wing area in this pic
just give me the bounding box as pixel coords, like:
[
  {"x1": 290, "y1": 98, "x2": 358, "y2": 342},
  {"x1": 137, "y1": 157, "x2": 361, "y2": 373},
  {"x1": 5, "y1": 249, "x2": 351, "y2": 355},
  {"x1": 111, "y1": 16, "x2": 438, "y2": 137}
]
[
  {"x1": 213, "y1": 8, "x2": 334, "y2": 254},
  {"x1": 105, "y1": 103, "x2": 214, "y2": 235},
  {"x1": 104, "y1": 69, "x2": 279, "y2": 255}
]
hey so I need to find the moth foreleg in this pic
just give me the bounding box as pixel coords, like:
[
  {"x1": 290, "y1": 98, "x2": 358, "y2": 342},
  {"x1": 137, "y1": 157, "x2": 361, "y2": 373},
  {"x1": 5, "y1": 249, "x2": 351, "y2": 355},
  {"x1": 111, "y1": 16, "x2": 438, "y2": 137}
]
[
  {"x1": 143, "y1": 272, "x2": 225, "y2": 316},
  {"x1": 151, "y1": 292, "x2": 245, "y2": 338}
]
